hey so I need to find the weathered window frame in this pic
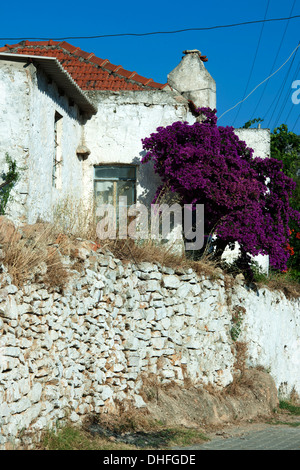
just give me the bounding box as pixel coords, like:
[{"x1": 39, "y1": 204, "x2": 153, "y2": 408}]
[{"x1": 94, "y1": 165, "x2": 137, "y2": 213}]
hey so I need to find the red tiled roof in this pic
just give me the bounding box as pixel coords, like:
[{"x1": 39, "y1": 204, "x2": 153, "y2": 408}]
[{"x1": 0, "y1": 40, "x2": 170, "y2": 91}]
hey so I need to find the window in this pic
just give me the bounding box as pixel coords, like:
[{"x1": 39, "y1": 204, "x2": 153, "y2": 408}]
[
  {"x1": 52, "y1": 111, "x2": 63, "y2": 188},
  {"x1": 94, "y1": 165, "x2": 136, "y2": 214}
]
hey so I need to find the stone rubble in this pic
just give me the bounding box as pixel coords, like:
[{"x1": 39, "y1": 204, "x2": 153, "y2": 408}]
[{"x1": 0, "y1": 244, "x2": 299, "y2": 449}]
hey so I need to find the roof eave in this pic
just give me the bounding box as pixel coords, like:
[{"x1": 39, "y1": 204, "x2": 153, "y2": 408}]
[{"x1": 0, "y1": 52, "x2": 97, "y2": 116}]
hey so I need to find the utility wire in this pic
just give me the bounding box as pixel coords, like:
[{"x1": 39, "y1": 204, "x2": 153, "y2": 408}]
[
  {"x1": 0, "y1": 15, "x2": 300, "y2": 41},
  {"x1": 266, "y1": 42, "x2": 299, "y2": 129},
  {"x1": 292, "y1": 112, "x2": 300, "y2": 132},
  {"x1": 250, "y1": 0, "x2": 297, "y2": 120},
  {"x1": 218, "y1": 42, "x2": 300, "y2": 121},
  {"x1": 265, "y1": 1, "x2": 298, "y2": 128},
  {"x1": 231, "y1": 0, "x2": 270, "y2": 126},
  {"x1": 272, "y1": 56, "x2": 300, "y2": 128}
]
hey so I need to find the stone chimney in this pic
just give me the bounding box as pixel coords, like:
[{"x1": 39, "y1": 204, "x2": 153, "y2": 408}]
[{"x1": 167, "y1": 50, "x2": 216, "y2": 110}]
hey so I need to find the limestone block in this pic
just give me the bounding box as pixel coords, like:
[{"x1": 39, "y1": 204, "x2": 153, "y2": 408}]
[
  {"x1": 144, "y1": 308, "x2": 155, "y2": 322},
  {"x1": 144, "y1": 280, "x2": 161, "y2": 292},
  {"x1": 0, "y1": 356, "x2": 20, "y2": 372},
  {"x1": 162, "y1": 275, "x2": 180, "y2": 289},
  {"x1": 5, "y1": 382, "x2": 22, "y2": 403},
  {"x1": 151, "y1": 337, "x2": 165, "y2": 350},
  {"x1": 0, "y1": 402, "x2": 9, "y2": 418},
  {"x1": 21, "y1": 403, "x2": 42, "y2": 429},
  {"x1": 101, "y1": 385, "x2": 113, "y2": 401},
  {"x1": 137, "y1": 262, "x2": 157, "y2": 273},
  {"x1": 28, "y1": 383, "x2": 43, "y2": 404},
  {"x1": 123, "y1": 336, "x2": 140, "y2": 351},
  {"x1": 176, "y1": 282, "x2": 192, "y2": 297},
  {"x1": 155, "y1": 307, "x2": 167, "y2": 321},
  {"x1": 2, "y1": 346, "x2": 20, "y2": 357},
  {"x1": 0, "y1": 295, "x2": 19, "y2": 320},
  {"x1": 95, "y1": 368, "x2": 105, "y2": 384},
  {"x1": 9, "y1": 397, "x2": 31, "y2": 415},
  {"x1": 134, "y1": 395, "x2": 147, "y2": 408}
]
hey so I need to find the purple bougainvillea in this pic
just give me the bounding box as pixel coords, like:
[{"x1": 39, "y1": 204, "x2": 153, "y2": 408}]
[{"x1": 141, "y1": 108, "x2": 300, "y2": 272}]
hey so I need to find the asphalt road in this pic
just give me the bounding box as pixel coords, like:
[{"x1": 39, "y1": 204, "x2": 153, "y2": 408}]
[{"x1": 174, "y1": 421, "x2": 300, "y2": 450}]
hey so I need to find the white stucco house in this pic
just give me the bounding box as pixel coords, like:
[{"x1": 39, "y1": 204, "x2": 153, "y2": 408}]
[{"x1": 0, "y1": 40, "x2": 270, "y2": 269}]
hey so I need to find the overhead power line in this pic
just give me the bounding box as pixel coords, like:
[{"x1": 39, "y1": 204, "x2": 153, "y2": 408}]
[
  {"x1": 231, "y1": 0, "x2": 271, "y2": 126},
  {"x1": 268, "y1": 53, "x2": 299, "y2": 129},
  {"x1": 276, "y1": 61, "x2": 300, "y2": 127},
  {"x1": 283, "y1": 61, "x2": 300, "y2": 124},
  {"x1": 250, "y1": 0, "x2": 297, "y2": 121},
  {"x1": 218, "y1": 42, "x2": 300, "y2": 121},
  {"x1": 0, "y1": 15, "x2": 300, "y2": 41},
  {"x1": 292, "y1": 112, "x2": 300, "y2": 132}
]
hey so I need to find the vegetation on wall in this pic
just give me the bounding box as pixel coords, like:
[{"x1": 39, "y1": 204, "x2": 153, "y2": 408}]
[
  {"x1": 0, "y1": 153, "x2": 20, "y2": 215},
  {"x1": 270, "y1": 124, "x2": 300, "y2": 282}
]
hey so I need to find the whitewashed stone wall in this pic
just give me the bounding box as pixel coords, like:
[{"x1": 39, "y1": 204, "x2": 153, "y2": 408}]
[
  {"x1": 0, "y1": 60, "x2": 31, "y2": 222},
  {"x1": 26, "y1": 64, "x2": 84, "y2": 224},
  {"x1": 0, "y1": 59, "x2": 84, "y2": 225},
  {"x1": 0, "y1": 247, "x2": 299, "y2": 449},
  {"x1": 238, "y1": 286, "x2": 300, "y2": 399}
]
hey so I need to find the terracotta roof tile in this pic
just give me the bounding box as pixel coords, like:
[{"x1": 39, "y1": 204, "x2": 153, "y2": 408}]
[{"x1": 0, "y1": 40, "x2": 170, "y2": 92}]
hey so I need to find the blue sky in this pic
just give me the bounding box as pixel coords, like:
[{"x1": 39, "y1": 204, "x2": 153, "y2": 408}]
[{"x1": 0, "y1": 0, "x2": 299, "y2": 133}]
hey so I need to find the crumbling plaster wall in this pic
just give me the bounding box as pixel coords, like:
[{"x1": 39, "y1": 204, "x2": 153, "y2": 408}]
[
  {"x1": 83, "y1": 90, "x2": 270, "y2": 212},
  {"x1": 235, "y1": 128, "x2": 271, "y2": 159},
  {"x1": 1, "y1": 57, "x2": 272, "y2": 234},
  {"x1": 83, "y1": 89, "x2": 195, "y2": 208},
  {"x1": 0, "y1": 60, "x2": 31, "y2": 222},
  {"x1": 25, "y1": 65, "x2": 84, "y2": 224},
  {"x1": 0, "y1": 59, "x2": 84, "y2": 224},
  {"x1": 167, "y1": 50, "x2": 216, "y2": 111}
]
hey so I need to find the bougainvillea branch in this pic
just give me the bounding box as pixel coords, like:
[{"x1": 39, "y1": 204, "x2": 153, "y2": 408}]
[{"x1": 141, "y1": 108, "x2": 300, "y2": 272}]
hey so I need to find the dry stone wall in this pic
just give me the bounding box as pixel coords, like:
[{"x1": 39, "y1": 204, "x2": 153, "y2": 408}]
[{"x1": 0, "y1": 246, "x2": 299, "y2": 449}]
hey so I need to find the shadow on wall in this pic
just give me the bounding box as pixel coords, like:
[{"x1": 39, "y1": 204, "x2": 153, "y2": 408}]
[
  {"x1": 32, "y1": 64, "x2": 83, "y2": 123},
  {"x1": 132, "y1": 154, "x2": 187, "y2": 251},
  {"x1": 133, "y1": 154, "x2": 162, "y2": 208}
]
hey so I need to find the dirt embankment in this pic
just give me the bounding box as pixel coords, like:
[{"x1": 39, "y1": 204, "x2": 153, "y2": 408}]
[{"x1": 143, "y1": 369, "x2": 279, "y2": 430}]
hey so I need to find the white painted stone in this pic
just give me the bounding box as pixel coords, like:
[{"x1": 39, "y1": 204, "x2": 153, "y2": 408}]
[
  {"x1": 0, "y1": 295, "x2": 19, "y2": 320},
  {"x1": 101, "y1": 385, "x2": 114, "y2": 401},
  {"x1": 168, "y1": 50, "x2": 216, "y2": 109},
  {"x1": 134, "y1": 395, "x2": 147, "y2": 408},
  {"x1": 162, "y1": 275, "x2": 181, "y2": 289},
  {"x1": 0, "y1": 251, "x2": 299, "y2": 450},
  {"x1": 29, "y1": 383, "x2": 43, "y2": 404}
]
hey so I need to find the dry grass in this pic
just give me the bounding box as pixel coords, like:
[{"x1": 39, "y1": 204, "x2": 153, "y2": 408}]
[
  {"x1": 4, "y1": 195, "x2": 298, "y2": 296},
  {"x1": 102, "y1": 236, "x2": 219, "y2": 280},
  {"x1": 256, "y1": 272, "x2": 300, "y2": 299},
  {"x1": 93, "y1": 401, "x2": 154, "y2": 434},
  {"x1": 223, "y1": 342, "x2": 254, "y2": 397},
  {"x1": 1, "y1": 197, "x2": 98, "y2": 289},
  {"x1": 52, "y1": 195, "x2": 98, "y2": 241},
  {"x1": 2, "y1": 223, "x2": 69, "y2": 289},
  {"x1": 39, "y1": 413, "x2": 209, "y2": 450},
  {"x1": 0, "y1": 194, "x2": 230, "y2": 288},
  {"x1": 139, "y1": 373, "x2": 182, "y2": 404}
]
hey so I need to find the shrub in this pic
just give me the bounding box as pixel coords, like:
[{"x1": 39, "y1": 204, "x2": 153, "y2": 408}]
[
  {"x1": 141, "y1": 108, "x2": 300, "y2": 276},
  {"x1": 0, "y1": 154, "x2": 19, "y2": 215}
]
